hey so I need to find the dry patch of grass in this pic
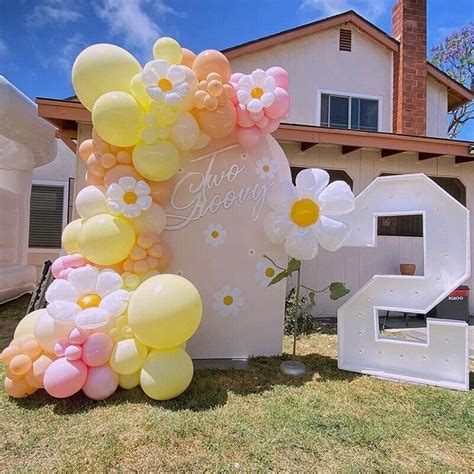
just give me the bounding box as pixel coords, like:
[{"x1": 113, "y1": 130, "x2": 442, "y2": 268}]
[{"x1": 0, "y1": 296, "x2": 473, "y2": 471}]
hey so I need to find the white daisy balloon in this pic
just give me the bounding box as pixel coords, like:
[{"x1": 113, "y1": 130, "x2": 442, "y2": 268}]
[
  {"x1": 142, "y1": 59, "x2": 192, "y2": 104},
  {"x1": 106, "y1": 176, "x2": 152, "y2": 218},
  {"x1": 213, "y1": 286, "x2": 244, "y2": 316},
  {"x1": 237, "y1": 69, "x2": 276, "y2": 113},
  {"x1": 264, "y1": 168, "x2": 355, "y2": 260},
  {"x1": 45, "y1": 265, "x2": 129, "y2": 330},
  {"x1": 204, "y1": 224, "x2": 226, "y2": 247}
]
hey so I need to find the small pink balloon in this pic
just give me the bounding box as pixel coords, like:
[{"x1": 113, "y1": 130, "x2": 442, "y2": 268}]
[
  {"x1": 237, "y1": 126, "x2": 263, "y2": 148},
  {"x1": 68, "y1": 327, "x2": 89, "y2": 346},
  {"x1": 81, "y1": 333, "x2": 113, "y2": 367},
  {"x1": 54, "y1": 340, "x2": 68, "y2": 358},
  {"x1": 236, "y1": 104, "x2": 254, "y2": 128},
  {"x1": 265, "y1": 87, "x2": 290, "y2": 120},
  {"x1": 230, "y1": 72, "x2": 244, "y2": 83},
  {"x1": 256, "y1": 116, "x2": 270, "y2": 129},
  {"x1": 261, "y1": 118, "x2": 280, "y2": 134},
  {"x1": 82, "y1": 364, "x2": 118, "y2": 400},
  {"x1": 249, "y1": 110, "x2": 264, "y2": 122},
  {"x1": 64, "y1": 344, "x2": 82, "y2": 361},
  {"x1": 266, "y1": 66, "x2": 289, "y2": 89},
  {"x1": 52, "y1": 254, "x2": 86, "y2": 279},
  {"x1": 43, "y1": 358, "x2": 88, "y2": 398}
]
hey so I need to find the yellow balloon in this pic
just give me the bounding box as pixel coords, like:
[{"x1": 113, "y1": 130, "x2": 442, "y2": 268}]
[
  {"x1": 132, "y1": 141, "x2": 180, "y2": 181},
  {"x1": 92, "y1": 91, "x2": 144, "y2": 147},
  {"x1": 128, "y1": 274, "x2": 202, "y2": 349},
  {"x1": 130, "y1": 73, "x2": 152, "y2": 109},
  {"x1": 62, "y1": 219, "x2": 82, "y2": 254},
  {"x1": 78, "y1": 213, "x2": 136, "y2": 265},
  {"x1": 14, "y1": 309, "x2": 42, "y2": 339},
  {"x1": 110, "y1": 337, "x2": 147, "y2": 375},
  {"x1": 119, "y1": 370, "x2": 141, "y2": 389},
  {"x1": 153, "y1": 37, "x2": 182, "y2": 65},
  {"x1": 72, "y1": 43, "x2": 141, "y2": 111},
  {"x1": 140, "y1": 348, "x2": 193, "y2": 400}
]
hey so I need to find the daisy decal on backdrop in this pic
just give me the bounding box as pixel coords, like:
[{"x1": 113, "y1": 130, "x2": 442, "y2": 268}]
[
  {"x1": 213, "y1": 286, "x2": 244, "y2": 317},
  {"x1": 204, "y1": 224, "x2": 226, "y2": 247},
  {"x1": 255, "y1": 261, "x2": 281, "y2": 287},
  {"x1": 237, "y1": 69, "x2": 276, "y2": 113},
  {"x1": 106, "y1": 176, "x2": 152, "y2": 218},
  {"x1": 45, "y1": 265, "x2": 129, "y2": 330},
  {"x1": 142, "y1": 59, "x2": 192, "y2": 104},
  {"x1": 255, "y1": 158, "x2": 277, "y2": 180},
  {"x1": 264, "y1": 168, "x2": 355, "y2": 260}
]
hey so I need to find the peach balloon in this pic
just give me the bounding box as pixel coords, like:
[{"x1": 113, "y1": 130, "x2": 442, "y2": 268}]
[
  {"x1": 100, "y1": 152, "x2": 117, "y2": 169},
  {"x1": 156, "y1": 241, "x2": 172, "y2": 272},
  {"x1": 193, "y1": 50, "x2": 231, "y2": 82},
  {"x1": 5, "y1": 376, "x2": 37, "y2": 398},
  {"x1": 20, "y1": 339, "x2": 41, "y2": 360},
  {"x1": 116, "y1": 150, "x2": 132, "y2": 165},
  {"x1": 103, "y1": 164, "x2": 142, "y2": 188},
  {"x1": 25, "y1": 354, "x2": 54, "y2": 389},
  {"x1": 78, "y1": 139, "x2": 94, "y2": 161},
  {"x1": 87, "y1": 154, "x2": 106, "y2": 177},
  {"x1": 9, "y1": 354, "x2": 32, "y2": 376},
  {"x1": 86, "y1": 171, "x2": 104, "y2": 186},
  {"x1": 181, "y1": 48, "x2": 196, "y2": 68},
  {"x1": 194, "y1": 100, "x2": 236, "y2": 138},
  {"x1": 148, "y1": 179, "x2": 172, "y2": 204},
  {"x1": 1, "y1": 345, "x2": 20, "y2": 364}
]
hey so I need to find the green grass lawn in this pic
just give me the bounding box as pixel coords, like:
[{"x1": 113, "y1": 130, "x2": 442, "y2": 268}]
[{"x1": 1, "y1": 295, "x2": 473, "y2": 471}]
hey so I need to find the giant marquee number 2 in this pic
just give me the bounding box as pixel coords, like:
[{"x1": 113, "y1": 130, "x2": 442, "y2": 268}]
[{"x1": 338, "y1": 174, "x2": 470, "y2": 391}]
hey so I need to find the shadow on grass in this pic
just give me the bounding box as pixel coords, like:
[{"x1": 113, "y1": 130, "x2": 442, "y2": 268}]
[{"x1": 14, "y1": 352, "x2": 359, "y2": 414}]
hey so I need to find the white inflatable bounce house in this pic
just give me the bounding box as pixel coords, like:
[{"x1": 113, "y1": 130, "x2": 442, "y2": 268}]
[{"x1": 0, "y1": 76, "x2": 57, "y2": 302}]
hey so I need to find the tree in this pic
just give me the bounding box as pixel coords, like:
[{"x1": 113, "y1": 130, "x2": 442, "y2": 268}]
[{"x1": 430, "y1": 22, "x2": 473, "y2": 138}]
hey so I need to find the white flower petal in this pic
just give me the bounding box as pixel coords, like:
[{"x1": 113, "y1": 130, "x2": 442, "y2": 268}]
[
  {"x1": 47, "y1": 301, "x2": 81, "y2": 323},
  {"x1": 68, "y1": 265, "x2": 99, "y2": 295},
  {"x1": 96, "y1": 270, "x2": 123, "y2": 297},
  {"x1": 267, "y1": 181, "x2": 297, "y2": 211},
  {"x1": 119, "y1": 176, "x2": 136, "y2": 191},
  {"x1": 46, "y1": 279, "x2": 79, "y2": 304},
  {"x1": 106, "y1": 183, "x2": 125, "y2": 200},
  {"x1": 261, "y1": 92, "x2": 275, "y2": 108},
  {"x1": 284, "y1": 227, "x2": 319, "y2": 260},
  {"x1": 100, "y1": 289, "x2": 129, "y2": 318},
  {"x1": 167, "y1": 65, "x2": 185, "y2": 83},
  {"x1": 135, "y1": 180, "x2": 151, "y2": 196},
  {"x1": 264, "y1": 210, "x2": 294, "y2": 243},
  {"x1": 319, "y1": 181, "x2": 355, "y2": 216},
  {"x1": 166, "y1": 92, "x2": 181, "y2": 104},
  {"x1": 238, "y1": 76, "x2": 253, "y2": 92},
  {"x1": 76, "y1": 307, "x2": 109, "y2": 330},
  {"x1": 175, "y1": 82, "x2": 190, "y2": 97},
  {"x1": 107, "y1": 200, "x2": 125, "y2": 215},
  {"x1": 263, "y1": 75, "x2": 276, "y2": 92},
  {"x1": 147, "y1": 86, "x2": 165, "y2": 101},
  {"x1": 142, "y1": 69, "x2": 158, "y2": 86},
  {"x1": 295, "y1": 168, "x2": 330, "y2": 199},
  {"x1": 237, "y1": 90, "x2": 251, "y2": 105},
  {"x1": 251, "y1": 69, "x2": 266, "y2": 86},
  {"x1": 148, "y1": 59, "x2": 169, "y2": 78},
  {"x1": 123, "y1": 204, "x2": 140, "y2": 218},
  {"x1": 247, "y1": 98, "x2": 263, "y2": 113},
  {"x1": 138, "y1": 196, "x2": 152, "y2": 211},
  {"x1": 314, "y1": 215, "x2": 350, "y2": 251}
]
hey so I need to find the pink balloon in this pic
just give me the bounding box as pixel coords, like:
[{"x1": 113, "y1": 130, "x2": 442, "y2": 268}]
[
  {"x1": 236, "y1": 104, "x2": 254, "y2": 128},
  {"x1": 54, "y1": 340, "x2": 68, "y2": 357},
  {"x1": 65, "y1": 344, "x2": 83, "y2": 361},
  {"x1": 81, "y1": 333, "x2": 113, "y2": 367},
  {"x1": 266, "y1": 66, "x2": 289, "y2": 89},
  {"x1": 68, "y1": 327, "x2": 89, "y2": 345},
  {"x1": 261, "y1": 118, "x2": 280, "y2": 134},
  {"x1": 265, "y1": 87, "x2": 290, "y2": 120},
  {"x1": 43, "y1": 358, "x2": 88, "y2": 398},
  {"x1": 52, "y1": 254, "x2": 86, "y2": 279},
  {"x1": 256, "y1": 116, "x2": 270, "y2": 129},
  {"x1": 237, "y1": 126, "x2": 263, "y2": 148},
  {"x1": 249, "y1": 110, "x2": 264, "y2": 122},
  {"x1": 229, "y1": 82, "x2": 239, "y2": 106},
  {"x1": 82, "y1": 364, "x2": 118, "y2": 400}
]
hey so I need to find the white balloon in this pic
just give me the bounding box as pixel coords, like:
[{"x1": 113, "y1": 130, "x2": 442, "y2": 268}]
[
  {"x1": 75, "y1": 186, "x2": 108, "y2": 219},
  {"x1": 132, "y1": 202, "x2": 166, "y2": 235},
  {"x1": 192, "y1": 132, "x2": 211, "y2": 150},
  {"x1": 171, "y1": 113, "x2": 200, "y2": 150},
  {"x1": 33, "y1": 310, "x2": 75, "y2": 353}
]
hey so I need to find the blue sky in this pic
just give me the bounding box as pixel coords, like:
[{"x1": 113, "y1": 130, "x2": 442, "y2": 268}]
[{"x1": 0, "y1": 0, "x2": 472, "y2": 138}]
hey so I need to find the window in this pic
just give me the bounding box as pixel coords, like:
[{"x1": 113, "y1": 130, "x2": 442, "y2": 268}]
[
  {"x1": 291, "y1": 167, "x2": 353, "y2": 189},
  {"x1": 339, "y1": 29, "x2": 352, "y2": 51},
  {"x1": 29, "y1": 184, "x2": 66, "y2": 248},
  {"x1": 377, "y1": 176, "x2": 466, "y2": 237},
  {"x1": 320, "y1": 93, "x2": 379, "y2": 131}
]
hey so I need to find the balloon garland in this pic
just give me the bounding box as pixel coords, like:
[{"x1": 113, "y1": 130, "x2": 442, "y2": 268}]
[{"x1": 1, "y1": 37, "x2": 290, "y2": 401}]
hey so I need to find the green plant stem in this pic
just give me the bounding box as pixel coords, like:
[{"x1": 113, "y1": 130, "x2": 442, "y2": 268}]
[
  {"x1": 292, "y1": 266, "x2": 301, "y2": 359},
  {"x1": 263, "y1": 254, "x2": 286, "y2": 271},
  {"x1": 300, "y1": 284, "x2": 331, "y2": 294}
]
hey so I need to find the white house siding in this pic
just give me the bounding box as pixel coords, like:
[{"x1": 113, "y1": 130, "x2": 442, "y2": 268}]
[
  {"x1": 282, "y1": 142, "x2": 474, "y2": 315},
  {"x1": 426, "y1": 76, "x2": 448, "y2": 138}
]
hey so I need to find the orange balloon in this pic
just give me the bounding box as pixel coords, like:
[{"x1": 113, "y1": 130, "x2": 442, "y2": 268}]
[
  {"x1": 103, "y1": 164, "x2": 143, "y2": 188},
  {"x1": 86, "y1": 171, "x2": 104, "y2": 186},
  {"x1": 78, "y1": 139, "x2": 94, "y2": 162},
  {"x1": 87, "y1": 154, "x2": 106, "y2": 177},
  {"x1": 100, "y1": 152, "x2": 117, "y2": 169},
  {"x1": 194, "y1": 100, "x2": 236, "y2": 138},
  {"x1": 1, "y1": 345, "x2": 20, "y2": 364},
  {"x1": 192, "y1": 50, "x2": 231, "y2": 83},
  {"x1": 148, "y1": 179, "x2": 173, "y2": 204},
  {"x1": 20, "y1": 339, "x2": 41, "y2": 360},
  {"x1": 181, "y1": 48, "x2": 196, "y2": 68},
  {"x1": 116, "y1": 150, "x2": 132, "y2": 165},
  {"x1": 25, "y1": 354, "x2": 54, "y2": 389},
  {"x1": 4, "y1": 376, "x2": 37, "y2": 398},
  {"x1": 9, "y1": 354, "x2": 32, "y2": 376}
]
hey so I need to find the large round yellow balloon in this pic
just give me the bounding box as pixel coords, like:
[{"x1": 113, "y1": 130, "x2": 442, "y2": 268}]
[
  {"x1": 153, "y1": 37, "x2": 182, "y2": 65},
  {"x1": 130, "y1": 73, "x2": 152, "y2": 109},
  {"x1": 72, "y1": 43, "x2": 141, "y2": 111},
  {"x1": 92, "y1": 91, "x2": 144, "y2": 148},
  {"x1": 128, "y1": 274, "x2": 202, "y2": 349},
  {"x1": 62, "y1": 219, "x2": 82, "y2": 254},
  {"x1": 132, "y1": 141, "x2": 180, "y2": 181},
  {"x1": 140, "y1": 348, "x2": 193, "y2": 400},
  {"x1": 78, "y1": 213, "x2": 135, "y2": 265},
  {"x1": 14, "y1": 309, "x2": 43, "y2": 339},
  {"x1": 110, "y1": 337, "x2": 147, "y2": 375}
]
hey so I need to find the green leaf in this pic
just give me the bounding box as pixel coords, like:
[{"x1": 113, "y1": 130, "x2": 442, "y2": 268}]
[
  {"x1": 268, "y1": 270, "x2": 288, "y2": 286},
  {"x1": 286, "y1": 258, "x2": 301, "y2": 276},
  {"x1": 329, "y1": 282, "x2": 350, "y2": 300}
]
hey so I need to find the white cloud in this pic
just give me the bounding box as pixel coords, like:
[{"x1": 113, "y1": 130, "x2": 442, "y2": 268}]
[
  {"x1": 26, "y1": 0, "x2": 83, "y2": 27},
  {"x1": 37, "y1": 33, "x2": 86, "y2": 74},
  {"x1": 301, "y1": 0, "x2": 387, "y2": 22}
]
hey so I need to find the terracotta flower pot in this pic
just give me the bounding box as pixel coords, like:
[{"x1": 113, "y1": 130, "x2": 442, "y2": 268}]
[{"x1": 400, "y1": 263, "x2": 416, "y2": 275}]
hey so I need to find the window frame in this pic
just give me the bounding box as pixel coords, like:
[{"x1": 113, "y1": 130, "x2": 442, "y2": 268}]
[
  {"x1": 29, "y1": 180, "x2": 69, "y2": 251},
  {"x1": 316, "y1": 89, "x2": 382, "y2": 132}
]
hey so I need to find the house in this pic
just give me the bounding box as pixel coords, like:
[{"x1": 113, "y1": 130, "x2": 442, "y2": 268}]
[{"x1": 36, "y1": 0, "x2": 474, "y2": 315}]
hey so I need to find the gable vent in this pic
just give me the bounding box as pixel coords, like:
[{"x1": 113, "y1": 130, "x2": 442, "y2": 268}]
[{"x1": 339, "y1": 28, "x2": 352, "y2": 51}]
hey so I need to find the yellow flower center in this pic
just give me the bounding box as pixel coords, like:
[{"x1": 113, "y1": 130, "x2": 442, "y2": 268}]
[
  {"x1": 223, "y1": 295, "x2": 234, "y2": 306},
  {"x1": 211, "y1": 230, "x2": 219, "y2": 239},
  {"x1": 262, "y1": 164, "x2": 270, "y2": 172},
  {"x1": 265, "y1": 267, "x2": 275, "y2": 278},
  {"x1": 123, "y1": 191, "x2": 137, "y2": 204},
  {"x1": 77, "y1": 293, "x2": 101, "y2": 310},
  {"x1": 158, "y1": 78, "x2": 173, "y2": 92},
  {"x1": 290, "y1": 198, "x2": 320, "y2": 228},
  {"x1": 251, "y1": 87, "x2": 264, "y2": 99}
]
